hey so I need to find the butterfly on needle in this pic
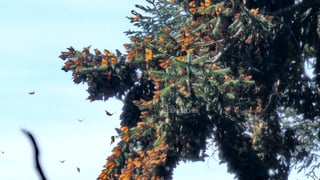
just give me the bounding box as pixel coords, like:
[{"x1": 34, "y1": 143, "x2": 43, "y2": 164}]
[
  {"x1": 28, "y1": 91, "x2": 36, "y2": 95},
  {"x1": 105, "y1": 110, "x2": 114, "y2": 116}
]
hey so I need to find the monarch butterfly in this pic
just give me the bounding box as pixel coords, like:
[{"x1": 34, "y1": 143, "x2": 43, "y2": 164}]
[
  {"x1": 104, "y1": 49, "x2": 113, "y2": 57},
  {"x1": 121, "y1": 126, "x2": 129, "y2": 133},
  {"x1": 114, "y1": 150, "x2": 121, "y2": 157},
  {"x1": 67, "y1": 46, "x2": 74, "y2": 51},
  {"x1": 137, "y1": 122, "x2": 145, "y2": 129},
  {"x1": 59, "y1": 53, "x2": 67, "y2": 60},
  {"x1": 158, "y1": 37, "x2": 164, "y2": 43},
  {"x1": 115, "y1": 128, "x2": 121, "y2": 134},
  {"x1": 66, "y1": 47, "x2": 74, "y2": 56},
  {"x1": 110, "y1": 136, "x2": 115, "y2": 145},
  {"x1": 77, "y1": 167, "x2": 80, "y2": 173},
  {"x1": 83, "y1": 45, "x2": 91, "y2": 54},
  {"x1": 224, "y1": 75, "x2": 232, "y2": 81},
  {"x1": 137, "y1": 150, "x2": 144, "y2": 157},
  {"x1": 243, "y1": 75, "x2": 252, "y2": 81},
  {"x1": 159, "y1": 59, "x2": 171, "y2": 69},
  {"x1": 163, "y1": 28, "x2": 170, "y2": 34},
  {"x1": 107, "y1": 161, "x2": 115, "y2": 168},
  {"x1": 212, "y1": 64, "x2": 220, "y2": 70},
  {"x1": 131, "y1": 14, "x2": 141, "y2": 22},
  {"x1": 29, "y1": 91, "x2": 35, "y2": 95},
  {"x1": 105, "y1": 110, "x2": 114, "y2": 116},
  {"x1": 224, "y1": 106, "x2": 232, "y2": 113},
  {"x1": 177, "y1": 56, "x2": 185, "y2": 62},
  {"x1": 256, "y1": 105, "x2": 263, "y2": 113},
  {"x1": 204, "y1": 0, "x2": 211, "y2": 6},
  {"x1": 123, "y1": 135, "x2": 130, "y2": 142},
  {"x1": 188, "y1": 1, "x2": 196, "y2": 7},
  {"x1": 141, "y1": 100, "x2": 153, "y2": 106},
  {"x1": 115, "y1": 49, "x2": 122, "y2": 57},
  {"x1": 101, "y1": 56, "x2": 108, "y2": 67},
  {"x1": 189, "y1": 8, "x2": 197, "y2": 14},
  {"x1": 59, "y1": 160, "x2": 65, "y2": 163},
  {"x1": 94, "y1": 49, "x2": 101, "y2": 56},
  {"x1": 127, "y1": 50, "x2": 135, "y2": 61},
  {"x1": 250, "y1": 8, "x2": 259, "y2": 15},
  {"x1": 110, "y1": 57, "x2": 117, "y2": 64},
  {"x1": 140, "y1": 111, "x2": 149, "y2": 115},
  {"x1": 245, "y1": 38, "x2": 253, "y2": 44},
  {"x1": 145, "y1": 48, "x2": 153, "y2": 62},
  {"x1": 133, "y1": 158, "x2": 142, "y2": 167},
  {"x1": 145, "y1": 35, "x2": 152, "y2": 42}
]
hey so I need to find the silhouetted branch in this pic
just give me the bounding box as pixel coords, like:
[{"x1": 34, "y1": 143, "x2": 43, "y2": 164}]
[
  {"x1": 21, "y1": 129, "x2": 47, "y2": 180},
  {"x1": 273, "y1": 0, "x2": 320, "y2": 23}
]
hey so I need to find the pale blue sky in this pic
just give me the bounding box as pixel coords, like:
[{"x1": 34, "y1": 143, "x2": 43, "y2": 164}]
[{"x1": 0, "y1": 1, "x2": 304, "y2": 180}]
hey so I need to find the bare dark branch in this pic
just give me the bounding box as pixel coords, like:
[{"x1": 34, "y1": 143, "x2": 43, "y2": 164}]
[{"x1": 21, "y1": 129, "x2": 47, "y2": 180}]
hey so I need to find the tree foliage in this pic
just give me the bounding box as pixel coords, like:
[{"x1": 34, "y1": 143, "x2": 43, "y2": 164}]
[{"x1": 59, "y1": 0, "x2": 320, "y2": 179}]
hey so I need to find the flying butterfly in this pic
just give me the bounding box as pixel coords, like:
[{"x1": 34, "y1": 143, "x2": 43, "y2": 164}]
[
  {"x1": 76, "y1": 167, "x2": 80, "y2": 173},
  {"x1": 29, "y1": 91, "x2": 36, "y2": 95},
  {"x1": 105, "y1": 110, "x2": 114, "y2": 116},
  {"x1": 110, "y1": 136, "x2": 115, "y2": 145},
  {"x1": 59, "y1": 160, "x2": 65, "y2": 163}
]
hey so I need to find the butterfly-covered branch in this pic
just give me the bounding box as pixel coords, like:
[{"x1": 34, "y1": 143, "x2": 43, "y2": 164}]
[{"x1": 59, "y1": 46, "x2": 138, "y2": 101}]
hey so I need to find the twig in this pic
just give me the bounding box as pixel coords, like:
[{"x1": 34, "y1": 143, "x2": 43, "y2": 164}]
[{"x1": 21, "y1": 129, "x2": 47, "y2": 180}]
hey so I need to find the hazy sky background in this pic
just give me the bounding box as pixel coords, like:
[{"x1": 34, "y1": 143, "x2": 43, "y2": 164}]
[{"x1": 0, "y1": 0, "x2": 304, "y2": 179}]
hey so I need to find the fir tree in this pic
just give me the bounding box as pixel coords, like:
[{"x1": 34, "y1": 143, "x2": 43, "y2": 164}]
[{"x1": 59, "y1": 0, "x2": 320, "y2": 179}]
